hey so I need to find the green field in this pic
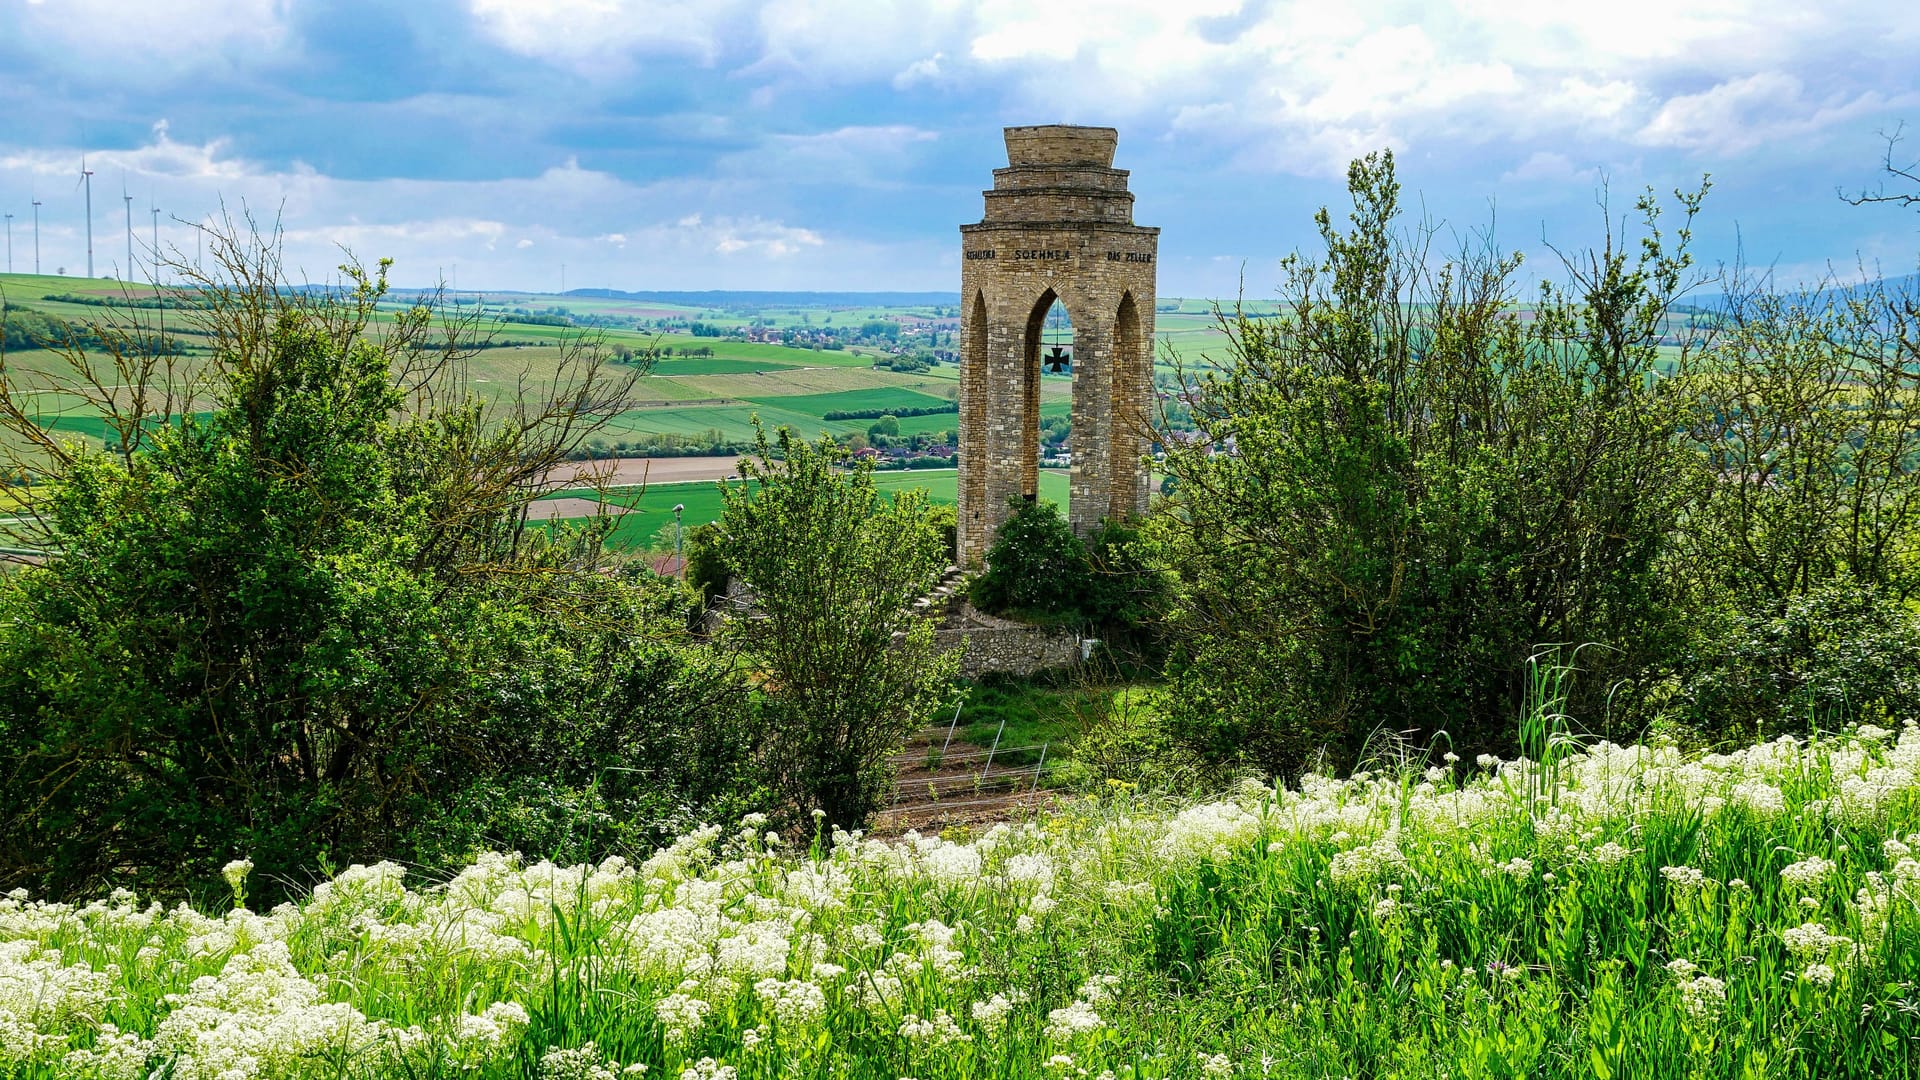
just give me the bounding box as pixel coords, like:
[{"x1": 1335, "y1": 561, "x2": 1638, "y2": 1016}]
[
  {"x1": 541, "y1": 468, "x2": 1073, "y2": 550},
  {"x1": 0, "y1": 270, "x2": 1229, "y2": 466},
  {"x1": 646, "y1": 356, "x2": 803, "y2": 376},
  {"x1": 742, "y1": 387, "x2": 954, "y2": 415}
]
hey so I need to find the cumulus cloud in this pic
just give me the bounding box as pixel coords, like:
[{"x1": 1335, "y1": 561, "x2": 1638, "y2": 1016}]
[
  {"x1": 1638, "y1": 73, "x2": 1915, "y2": 156},
  {"x1": 467, "y1": 0, "x2": 756, "y2": 68},
  {"x1": 7, "y1": 0, "x2": 292, "y2": 79},
  {"x1": 1502, "y1": 151, "x2": 1601, "y2": 187},
  {"x1": 0, "y1": 125, "x2": 854, "y2": 290},
  {"x1": 716, "y1": 125, "x2": 939, "y2": 186}
]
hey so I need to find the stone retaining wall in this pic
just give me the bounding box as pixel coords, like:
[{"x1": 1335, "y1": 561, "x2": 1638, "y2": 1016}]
[{"x1": 935, "y1": 623, "x2": 1083, "y2": 679}]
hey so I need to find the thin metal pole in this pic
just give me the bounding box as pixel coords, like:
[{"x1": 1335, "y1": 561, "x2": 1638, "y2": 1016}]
[
  {"x1": 981, "y1": 716, "x2": 1006, "y2": 778},
  {"x1": 123, "y1": 193, "x2": 132, "y2": 280},
  {"x1": 1032, "y1": 742, "x2": 1050, "y2": 792},
  {"x1": 31, "y1": 199, "x2": 40, "y2": 274},
  {"x1": 4, "y1": 213, "x2": 11, "y2": 274},
  {"x1": 940, "y1": 698, "x2": 963, "y2": 757}
]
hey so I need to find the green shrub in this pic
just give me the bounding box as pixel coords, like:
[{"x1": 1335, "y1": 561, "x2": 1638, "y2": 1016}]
[
  {"x1": 925, "y1": 503, "x2": 958, "y2": 562},
  {"x1": 1158, "y1": 151, "x2": 1702, "y2": 775},
  {"x1": 682, "y1": 519, "x2": 729, "y2": 606},
  {"x1": 0, "y1": 239, "x2": 768, "y2": 901},
  {"x1": 1672, "y1": 582, "x2": 1920, "y2": 740},
  {"x1": 1061, "y1": 686, "x2": 1216, "y2": 793},
  {"x1": 970, "y1": 497, "x2": 1090, "y2": 621}
]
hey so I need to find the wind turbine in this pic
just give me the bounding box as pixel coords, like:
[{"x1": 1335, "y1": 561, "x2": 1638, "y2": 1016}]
[
  {"x1": 78, "y1": 157, "x2": 95, "y2": 279},
  {"x1": 31, "y1": 195, "x2": 41, "y2": 274},
  {"x1": 150, "y1": 202, "x2": 161, "y2": 285},
  {"x1": 123, "y1": 185, "x2": 134, "y2": 281},
  {"x1": 4, "y1": 212, "x2": 12, "y2": 274}
]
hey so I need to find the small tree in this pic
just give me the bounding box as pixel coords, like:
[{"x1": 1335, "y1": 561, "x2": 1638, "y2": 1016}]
[{"x1": 717, "y1": 425, "x2": 955, "y2": 827}]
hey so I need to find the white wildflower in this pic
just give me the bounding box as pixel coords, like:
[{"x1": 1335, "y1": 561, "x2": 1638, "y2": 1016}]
[
  {"x1": 1678, "y1": 975, "x2": 1726, "y2": 1024},
  {"x1": 897, "y1": 1009, "x2": 970, "y2": 1046},
  {"x1": 655, "y1": 994, "x2": 711, "y2": 1043},
  {"x1": 1660, "y1": 865, "x2": 1708, "y2": 890},
  {"x1": 1590, "y1": 842, "x2": 1632, "y2": 867},
  {"x1": 543, "y1": 1043, "x2": 624, "y2": 1080},
  {"x1": 221, "y1": 859, "x2": 254, "y2": 905},
  {"x1": 971, "y1": 994, "x2": 1014, "y2": 1036},
  {"x1": 1329, "y1": 834, "x2": 1409, "y2": 890},
  {"x1": 679, "y1": 1058, "x2": 738, "y2": 1080},
  {"x1": 754, "y1": 978, "x2": 827, "y2": 1028},
  {"x1": 1780, "y1": 856, "x2": 1835, "y2": 892},
  {"x1": 1044, "y1": 1000, "x2": 1104, "y2": 1041}
]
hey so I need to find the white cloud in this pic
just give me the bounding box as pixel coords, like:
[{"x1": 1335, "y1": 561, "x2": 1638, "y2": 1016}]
[
  {"x1": 8, "y1": 0, "x2": 291, "y2": 77},
  {"x1": 698, "y1": 216, "x2": 822, "y2": 257},
  {"x1": 0, "y1": 126, "x2": 862, "y2": 290},
  {"x1": 1, "y1": 121, "x2": 284, "y2": 183},
  {"x1": 892, "y1": 53, "x2": 945, "y2": 90},
  {"x1": 445, "y1": 0, "x2": 1920, "y2": 179},
  {"x1": 754, "y1": 0, "x2": 970, "y2": 82},
  {"x1": 1638, "y1": 72, "x2": 1913, "y2": 156},
  {"x1": 1502, "y1": 151, "x2": 1600, "y2": 186},
  {"x1": 467, "y1": 0, "x2": 755, "y2": 68}
]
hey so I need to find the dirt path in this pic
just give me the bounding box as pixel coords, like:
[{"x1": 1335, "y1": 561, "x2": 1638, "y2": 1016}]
[{"x1": 525, "y1": 497, "x2": 638, "y2": 520}]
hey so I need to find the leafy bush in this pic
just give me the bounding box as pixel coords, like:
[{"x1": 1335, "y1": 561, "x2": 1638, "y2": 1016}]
[
  {"x1": 970, "y1": 497, "x2": 1090, "y2": 621},
  {"x1": 1059, "y1": 686, "x2": 1216, "y2": 793},
  {"x1": 925, "y1": 503, "x2": 958, "y2": 562},
  {"x1": 1670, "y1": 582, "x2": 1920, "y2": 740},
  {"x1": 682, "y1": 520, "x2": 730, "y2": 606},
  {"x1": 1157, "y1": 151, "x2": 1702, "y2": 775},
  {"x1": 0, "y1": 235, "x2": 767, "y2": 901},
  {"x1": 1081, "y1": 517, "x2": 1170, "y2": 657}
]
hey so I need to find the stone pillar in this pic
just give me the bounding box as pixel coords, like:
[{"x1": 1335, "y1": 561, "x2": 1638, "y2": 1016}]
[{"x1": 957, "y1": 125, "x2": 1158, "y2": 565}]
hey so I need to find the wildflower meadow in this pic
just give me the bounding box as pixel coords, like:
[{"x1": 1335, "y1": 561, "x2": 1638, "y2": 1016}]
[{"x1": 5, "y1": 724, "x2": 1919, "y2": 1079}]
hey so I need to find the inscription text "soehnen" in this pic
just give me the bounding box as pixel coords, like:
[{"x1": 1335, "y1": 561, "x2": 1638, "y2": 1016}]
[{"x1": 1012, "y1": 249, "x2": 1070, "y2": 261}]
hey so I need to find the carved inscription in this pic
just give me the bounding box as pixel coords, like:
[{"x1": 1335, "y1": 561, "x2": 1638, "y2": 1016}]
[
  {"x1": 966, "y1": 249, "x2": 996, "y2": 260},
  {"x1": 1104, "y1": 251, "x2": 1154, "y2": 263},
  {"x1": 1012, "y1": 249, "x2": 1071, "y2": 261}
]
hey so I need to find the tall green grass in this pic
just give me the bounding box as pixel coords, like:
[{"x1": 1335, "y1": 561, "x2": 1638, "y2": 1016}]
[{"x1": 3, "y1": 725, "x2": 1917, "y2": 1078}]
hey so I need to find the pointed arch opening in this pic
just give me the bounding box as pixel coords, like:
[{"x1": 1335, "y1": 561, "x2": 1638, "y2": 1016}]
[
  {"x1": 960, "y1": 289, "x2": 989, "y2": 530},
  {"x1": 1110, "y1": 291, "x2": 1144, "y2": 520},
  {"x1": 1022, "y1": 289, "x2": 1073, "y2": 510}
]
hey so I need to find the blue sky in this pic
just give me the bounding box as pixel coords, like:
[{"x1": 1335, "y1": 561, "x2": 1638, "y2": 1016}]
[{"x1": 2, "y1": 0, "x2": 1917, "y2": 297}]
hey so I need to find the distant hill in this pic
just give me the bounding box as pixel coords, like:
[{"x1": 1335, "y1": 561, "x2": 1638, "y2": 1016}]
[
  {"x1": 557, "y1": 288, "x2": 962, "y2": 308},
  {"x1": 1676, "y1": 270, "x2": 1919, "y2": 315}
]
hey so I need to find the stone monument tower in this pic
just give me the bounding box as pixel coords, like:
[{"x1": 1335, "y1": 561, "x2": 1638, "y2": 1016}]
[{"x1": 956, "y1": 124, "x2": 1158, "y2": 564}]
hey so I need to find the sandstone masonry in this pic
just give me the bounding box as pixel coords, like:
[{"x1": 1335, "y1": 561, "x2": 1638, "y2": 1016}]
[{"x1": 957, "y1": 125, "x2": 1158, "y2": 563}]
